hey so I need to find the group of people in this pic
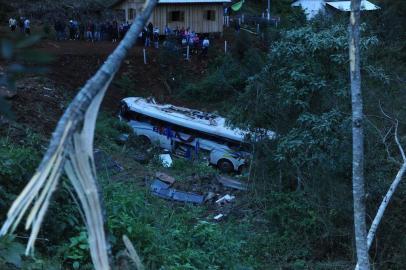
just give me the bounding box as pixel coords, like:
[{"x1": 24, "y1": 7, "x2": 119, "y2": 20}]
[
  {"x1": 8, "y1": 17, "x2": 31, "y2": 35},
  {"x1": 137, "y1": 22, "x2": 210, "y2": 57},
  {"x1": 53, "y1": 20, "x2": 126, "y2": 42},
  {"x1": 161, "y1": 24, "x2": 211, "y2": 57},
  {"x1": 7, "y1": 17, "x2": 211, "y2": 57}
]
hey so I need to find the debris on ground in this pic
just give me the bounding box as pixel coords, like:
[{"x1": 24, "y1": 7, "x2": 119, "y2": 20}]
[
  {"x1": 216, "y1": 175, "x2": 248, "y2": 191},
  {"x1": 150, "y1": 179, "x2": 204, "y2": 204},
  {"x1": 204, "y1": 191, "x2": 216, "y2": 202},
  {"x1": 215, "y1": 194, "x2": 235, "y2": 205},
  {"x1": 213, "y1": 214, "x2": 224, "y2": 221},
  {"x1": 116, "y1": 133, "x2": 129, "y2": 145},
  {"x1": 159, "y1": 154, "x2": 173, "y2": 167},
  {"x1": 156, "y1": 172, "x2": 176, "y2": 185}
]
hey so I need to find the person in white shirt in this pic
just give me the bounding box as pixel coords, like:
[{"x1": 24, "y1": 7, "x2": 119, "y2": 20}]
[
  {"x1": 9, "y1": 18, "x2": 17, "y2": 32},
  {"x1": 24, "y1": 18, "x2": 31, "y2": 35},
  {"x1": 202, "y1": 37, "x2": 210, "y2": 48},
  {"x1": 201, "y1": 37, "x2": 210, "y2": 57},
  {"x1": 153, "y1": 27, "x2": 159, "y2": 48}
]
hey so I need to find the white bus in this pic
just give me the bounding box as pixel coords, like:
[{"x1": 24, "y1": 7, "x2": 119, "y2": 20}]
[{"x1": 119, "y1": 97, "x2": 257, "y2": 173}]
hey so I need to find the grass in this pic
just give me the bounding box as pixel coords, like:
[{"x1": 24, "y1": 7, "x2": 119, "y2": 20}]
[
  {"x1": 90, "y1": 113, "x2": 258, "y2": 269},
  {"x1": 0, "y1": 109, "x2": 354, "y2": 269}
]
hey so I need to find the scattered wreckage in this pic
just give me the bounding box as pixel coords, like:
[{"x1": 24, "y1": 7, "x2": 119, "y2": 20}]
[
  {"x1": 119, "y1": 97, "x2": 274, "y2": 173},
  {"x1": 150, "y1": 179, "x2": 205, "y2": 204},
  {"x1": 150, "y1": 171, "x2": 248, "y2": 221}
]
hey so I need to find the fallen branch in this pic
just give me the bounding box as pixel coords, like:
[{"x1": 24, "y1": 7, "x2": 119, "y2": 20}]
[{"x1": 0, "y1": 1, "x2": 157, "y2": 269}]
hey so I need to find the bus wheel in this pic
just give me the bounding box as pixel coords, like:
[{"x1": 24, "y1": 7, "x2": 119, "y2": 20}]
[
  {"x1": 138, "y1": 135, "x2": 151, "y2": 146},
  {"x1": 217, "y1": 159, "x2": 234, "y2": 174}
]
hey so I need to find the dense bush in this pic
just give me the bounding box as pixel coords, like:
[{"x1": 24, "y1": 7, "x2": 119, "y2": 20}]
[
  {"x1": 178, "y1": 32, "x2": 267, "y2": 105},
  {"x1": 0, "y1": 136, "x2": 41, "y2": 219},
  {"x1": 147, "y1": 10, "x2": 405, "y2": 268}
]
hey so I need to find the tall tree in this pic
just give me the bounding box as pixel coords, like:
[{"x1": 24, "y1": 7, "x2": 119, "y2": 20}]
[{"x1": 349, "y1": 0, "x2": 370, "y2": 269}]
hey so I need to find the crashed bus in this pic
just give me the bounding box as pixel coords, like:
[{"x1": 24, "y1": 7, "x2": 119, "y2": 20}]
[{"x1": 119, "y1": 97, "x2": 263, "y2": 173}]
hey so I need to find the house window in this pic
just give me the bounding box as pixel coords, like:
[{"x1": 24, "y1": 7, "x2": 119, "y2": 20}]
[
  {"x1": 204, "y1": 10, "x2": 216, "y2": 21},
  {"x1": 169, "y1": 11, "x2": 185, "y2": 22},
  {"x1": 128, "y1": 8, "x2": 136, "y2": 20}
]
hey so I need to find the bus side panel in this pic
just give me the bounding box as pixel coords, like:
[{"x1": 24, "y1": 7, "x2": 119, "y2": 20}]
[{"x1": 128, "y1": 120, "x2": 173, "y2": 150}]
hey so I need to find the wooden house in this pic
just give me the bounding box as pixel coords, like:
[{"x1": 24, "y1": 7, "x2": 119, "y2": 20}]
[{"x1": 111, "y1": 0, "x2": 231, "y2": 33}]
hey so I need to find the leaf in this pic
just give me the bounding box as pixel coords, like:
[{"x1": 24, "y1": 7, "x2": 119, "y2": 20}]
[
  {"x1": 73, "y1": 261, "x2": 80, "y2": 269},
  {"x1": 79, "y1": 244, "x2": 88, "y2": 249},
  {"x1": 1, "y1": 241, "x2": 25, "y2": 268},
  {"x1": 3, "y1": 250, "x2": 22, "y2": 268}
]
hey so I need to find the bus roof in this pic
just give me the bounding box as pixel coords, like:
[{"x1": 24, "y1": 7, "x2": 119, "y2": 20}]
[{"x1": 122, "y1": 97, "x2": 251, "y2": 142}]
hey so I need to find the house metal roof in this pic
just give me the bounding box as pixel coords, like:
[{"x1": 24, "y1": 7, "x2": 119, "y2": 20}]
[{"x1": 326, "y1": 0, "x2": 380, "y2": 11}]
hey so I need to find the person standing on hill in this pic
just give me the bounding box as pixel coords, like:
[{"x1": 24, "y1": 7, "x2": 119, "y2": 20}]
[
  {"x1": 100, "y1": 22, "x2": 106, "y2": 41},
  {"x1": 164, "y1": 25, "x2": 171, "y2": 37},
  {"x1": 111, "y1": 21, "x2": 119, "y2": 43},
  {"x1": 144, "y1": 26, "x2": 151, "y2": 47},
  {"x1": 79, "y1": 21, "x2": 85, "y2": 40},
  {"x1": 147, "y1": 22, "x2": 154, "y2": 38},
  {"x1": 73, "y1": 20, "x2": 79, "y2": 40},
  {"x1": 86, "y1": 21, "x2": 94, "y2": 42},
  {"x1": 147, "y1": 22, "x2": 153, "y2": 32},
  {"x1": 153, "y1": 27, "x2": 159, "y2": 48},
  {"x1": 9, "y1": 17, "x2": 17, "y2": 32},
  {"x1": 24, "y1": 18, "x2": 31, "y2": 35},
  {"x1": 18, "y1": 17, "x2": 24, "y2": 33},
  {"x1": 201, "y1": 36, "x2": 210, "y2": 58},
  {"x1": 141, "y1": 26, "x2": 147, "y2": 45},
  {"x1": 69, "y1": 20, "x2": 75, "y2": 40},
  {"x1": 94, "y1": 22, "x2": 102, "y2": 42},
  {"x1": 234, "y1": 18, "x2": 240, "y2": 32}
]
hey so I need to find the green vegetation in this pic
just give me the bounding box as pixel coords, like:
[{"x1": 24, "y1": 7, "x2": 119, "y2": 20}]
[{"x1": 1, "y1": 1, "x2": 406, "y2": 269}]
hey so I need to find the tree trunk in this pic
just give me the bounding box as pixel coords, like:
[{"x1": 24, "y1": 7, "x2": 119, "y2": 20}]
[
  {"x1": 349, "y1": 0, "x2": 370, "y2": 269},
  {"x1": 355, "y1": 122, "x2": 406, "y2": 270}
]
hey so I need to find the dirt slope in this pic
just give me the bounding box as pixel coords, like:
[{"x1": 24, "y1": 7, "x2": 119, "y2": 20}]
[{"x1": 3, "y1": 37, "x2": 211, "y2": 135}]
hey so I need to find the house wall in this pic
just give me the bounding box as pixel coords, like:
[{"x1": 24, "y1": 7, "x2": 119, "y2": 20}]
[
  {"x1": 115, "y1": 0, "x2": 145, "y2": 22},
  {"x1": 115, "y1": 2, "x2": 225, "y2": 33},
  {"x1": 152, "y1": 4, "x2": 224, "y2": 33}
]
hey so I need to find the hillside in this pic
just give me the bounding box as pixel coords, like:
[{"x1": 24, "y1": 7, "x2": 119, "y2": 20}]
[{"x1": 1, "y1": 1, "x2": 406, "y2": 269}]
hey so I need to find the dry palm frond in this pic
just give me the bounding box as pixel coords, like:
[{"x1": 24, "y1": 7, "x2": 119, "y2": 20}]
[{"x1": 0, "y1": 1, "x2": 157, "y2": 269}]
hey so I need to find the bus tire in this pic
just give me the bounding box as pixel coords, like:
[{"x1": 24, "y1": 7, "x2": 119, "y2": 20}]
[
  {"x1": 138, "y1": 135, "x2": 151, "y2": 146},
  {"x1": 217, "y1": 159, "x2": 234, "y2": 174}
]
